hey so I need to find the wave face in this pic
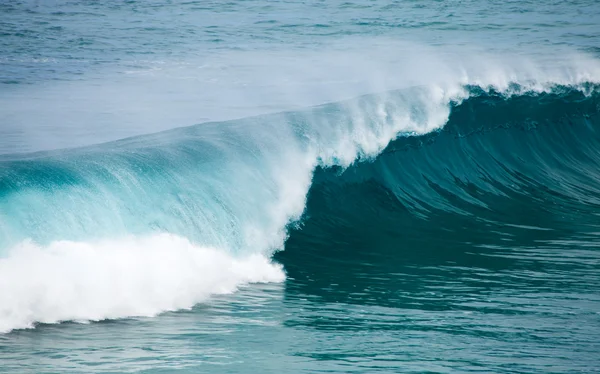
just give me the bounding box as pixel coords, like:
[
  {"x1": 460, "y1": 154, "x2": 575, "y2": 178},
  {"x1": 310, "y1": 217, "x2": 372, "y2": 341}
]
[
  {"x1": 1, "y1": 60, "x2": 600, "y2": 331},
  {"x1": 281, "y1": 87, "x2": 600, "y2": 280},
  {"x1": 302, "y1": 85, "x2": 600, "y2": 235}
]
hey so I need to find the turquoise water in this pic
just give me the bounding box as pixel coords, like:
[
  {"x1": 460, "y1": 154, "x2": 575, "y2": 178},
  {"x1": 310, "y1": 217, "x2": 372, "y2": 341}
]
[{"x1": 1, "y1": 1, "x2": 600, "y2": 373}]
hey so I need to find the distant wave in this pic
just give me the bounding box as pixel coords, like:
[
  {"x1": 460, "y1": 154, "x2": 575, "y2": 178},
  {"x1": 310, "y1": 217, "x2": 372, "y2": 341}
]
[{"x1": 1, "y1": 55, "x2": 600, "y2": 332}]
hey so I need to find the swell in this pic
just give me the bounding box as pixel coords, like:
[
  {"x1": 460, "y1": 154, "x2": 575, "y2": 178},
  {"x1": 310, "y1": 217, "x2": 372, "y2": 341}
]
[{"x1": 1, "y1": 80, "x2": 600, "y2": 332}]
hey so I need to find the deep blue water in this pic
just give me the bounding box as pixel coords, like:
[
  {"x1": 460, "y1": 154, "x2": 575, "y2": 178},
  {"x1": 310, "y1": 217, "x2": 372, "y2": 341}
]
[{"x1": 1, "y1": 1, "x2": 600, "y2": 373}]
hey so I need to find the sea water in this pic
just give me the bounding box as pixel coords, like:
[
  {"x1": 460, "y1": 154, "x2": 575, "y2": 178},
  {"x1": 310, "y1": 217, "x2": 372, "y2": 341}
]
[{"x1": 1, "y1": 1, "x2": 600, "y2": 373}]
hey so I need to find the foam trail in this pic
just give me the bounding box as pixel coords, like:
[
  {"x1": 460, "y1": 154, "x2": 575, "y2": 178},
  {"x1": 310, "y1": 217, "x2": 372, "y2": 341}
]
[{"x1": 0, "y1": 234, "x2": 284, "y2": 333}]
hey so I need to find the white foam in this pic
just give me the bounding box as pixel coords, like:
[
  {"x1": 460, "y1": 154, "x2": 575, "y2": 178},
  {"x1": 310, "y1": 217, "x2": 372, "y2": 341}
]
[{"x1": 0, "y1": 234, "x2": 284, "y2": 333}]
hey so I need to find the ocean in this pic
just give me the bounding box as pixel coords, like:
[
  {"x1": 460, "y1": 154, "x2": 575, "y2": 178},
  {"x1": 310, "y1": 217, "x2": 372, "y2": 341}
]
[{"x1": 1, "y1": 0, "x2": 600, "y2": 373}]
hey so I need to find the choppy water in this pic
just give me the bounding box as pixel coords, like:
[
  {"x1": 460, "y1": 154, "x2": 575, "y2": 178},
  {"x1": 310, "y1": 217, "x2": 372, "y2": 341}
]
[{"x1": 1, "y1": 1, "x2": 600, "y2": 373}]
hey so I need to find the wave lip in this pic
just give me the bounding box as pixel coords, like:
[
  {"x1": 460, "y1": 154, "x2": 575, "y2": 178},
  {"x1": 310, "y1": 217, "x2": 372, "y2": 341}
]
[{"x1": 0, "y1": 234, "x2": 284, "y2": 333}]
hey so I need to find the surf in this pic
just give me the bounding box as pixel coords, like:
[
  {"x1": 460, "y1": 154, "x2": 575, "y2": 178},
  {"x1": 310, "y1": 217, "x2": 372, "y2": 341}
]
[{"x1": 1, "y1": 52, "x2": 600, "y2": 333}]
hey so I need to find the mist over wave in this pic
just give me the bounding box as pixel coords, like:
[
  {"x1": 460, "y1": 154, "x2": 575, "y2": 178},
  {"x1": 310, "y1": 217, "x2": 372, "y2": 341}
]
[
  {"x1": 2, "y1": 40, "x2": 599, "y2": 153},
  {"x1": 1, "y1": 45, "x2": 600, "y2": 333}
]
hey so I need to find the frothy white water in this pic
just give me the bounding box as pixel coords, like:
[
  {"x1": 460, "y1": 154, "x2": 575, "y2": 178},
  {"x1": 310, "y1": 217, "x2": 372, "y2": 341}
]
[{"x1": 0, "y1": 234, "x2": 284, "y2": 333}]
